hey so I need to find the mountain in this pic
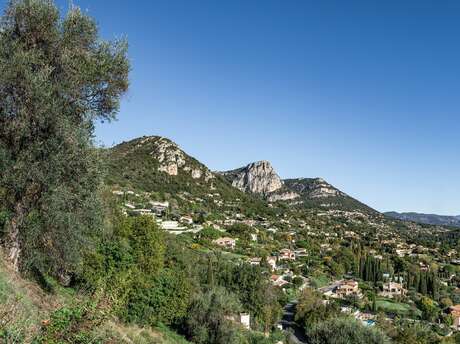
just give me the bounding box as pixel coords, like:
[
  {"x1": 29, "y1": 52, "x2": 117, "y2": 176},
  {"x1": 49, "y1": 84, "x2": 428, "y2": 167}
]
[
  {"x1": 220, "y1": 160, "x2": 299, "y2": 202},
  {"x1": 221, "y1": 162, "x2": 377, "y2": 214},
  {"x1": 385, "y1": 211, "x2": 460, "y2": 228},
  {"x1": 220, "y1": 160, "x2": 283, "y2": 195},
  {"x1": 283, "y1": 178, "x2": 378, "y2": 213},
  {"x1": 106, "y1": 136, "x2": 380, "y2": 216},
  {"x1": 105, "y1": 136, "x2": 271, "y2": 215}
]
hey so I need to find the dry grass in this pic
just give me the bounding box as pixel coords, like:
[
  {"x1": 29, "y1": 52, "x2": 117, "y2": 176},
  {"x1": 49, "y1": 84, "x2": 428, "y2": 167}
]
[{"x1": 0, "y1": 252, "x2": 68, "y2": 341}]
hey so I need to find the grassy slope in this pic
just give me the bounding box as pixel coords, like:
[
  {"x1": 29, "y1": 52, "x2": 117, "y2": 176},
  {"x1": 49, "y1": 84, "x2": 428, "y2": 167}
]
[{"x1": 0, "y1": 252, "x2": 190, "y2": 343}]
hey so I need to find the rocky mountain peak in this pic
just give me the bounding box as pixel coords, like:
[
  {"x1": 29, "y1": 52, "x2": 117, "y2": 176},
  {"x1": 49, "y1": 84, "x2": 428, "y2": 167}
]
[
  {"x1": 111, "y1": 135, "x2": 214, "y2": 181},
  {"x1": 221, "y1": 160, "x2": 283, "y2": 195}
]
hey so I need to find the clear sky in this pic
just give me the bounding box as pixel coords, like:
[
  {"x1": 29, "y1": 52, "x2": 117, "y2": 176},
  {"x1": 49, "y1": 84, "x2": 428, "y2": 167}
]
[{"x1": 2, "y1": 1, "x2": 459, "y2": 215}]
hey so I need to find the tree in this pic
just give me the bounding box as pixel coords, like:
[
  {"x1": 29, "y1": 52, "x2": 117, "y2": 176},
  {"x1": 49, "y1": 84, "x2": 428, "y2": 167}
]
[
  {"x1": 418, "y1": 296, "x2": 440, "y2": 322},
  {"x1": 184, "y1": 287, "x2": 243, "y2": 344},
  {"x1": 295, "y1": 288, "x2": 339, "y2": 330},
  {"x1": 307, "y1": 317, "x2": 390, "y2": 344},
  {"x1": 0, "y1": 0, "x2": 129, "y2": 276}
]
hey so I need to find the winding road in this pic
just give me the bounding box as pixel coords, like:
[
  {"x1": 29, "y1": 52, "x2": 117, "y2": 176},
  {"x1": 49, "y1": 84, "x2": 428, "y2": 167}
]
[{"x1": 280, "y1": 301, "x2": 308, "y2": 344}]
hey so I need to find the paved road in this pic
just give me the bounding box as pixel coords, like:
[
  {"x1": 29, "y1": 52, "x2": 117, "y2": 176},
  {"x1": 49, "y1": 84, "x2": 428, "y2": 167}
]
[
  {"x1": 280, "y1": 301, "x2": 308, "y2": 344},
  {"x1": 318, "y1": 279, "x2": 343, "y2": 294}
]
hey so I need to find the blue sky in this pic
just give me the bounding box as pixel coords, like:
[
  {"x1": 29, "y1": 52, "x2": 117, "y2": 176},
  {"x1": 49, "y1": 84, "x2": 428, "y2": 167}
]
[{"x1": 2, "y1": 1, "x2": 460, "y2": 215}]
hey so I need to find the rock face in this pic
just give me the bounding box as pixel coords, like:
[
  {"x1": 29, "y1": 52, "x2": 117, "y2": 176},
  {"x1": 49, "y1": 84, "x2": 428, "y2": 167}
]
[
  {"x1": 284, "y1": 178, "x2": 344, "y2": 199},
  {"x1": 118, "y1": 136, "x2": 214, "y2": 181},
  {"x1": 222, "y1": 161, "x2": 284, "y2": 195},
  {"x1": 267, "y1": 191, "x2": 299, "y2": 202}
]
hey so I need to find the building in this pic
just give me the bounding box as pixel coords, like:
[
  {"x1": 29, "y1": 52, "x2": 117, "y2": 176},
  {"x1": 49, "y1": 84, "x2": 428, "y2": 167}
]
[
  {"x1": 279, "y1": 248, "x2": 296, "y2": 261},
  {"x1": 160, "y1": 221, "x2": 184, "y2": 230},
  {"x1": 131, "y1": 208, "x2": 155, "y2": 216},
  {"x1": 294, "y1": 248, "x2": 308, "y2": 258},
  {"x1": 271, "y1": 274, "x2": 288, "y2": 287},
  {"x1": 180, "y1": 216, "x2": 194, "y2": 225},
  {"x1": 450, "y1": 305, "x2": 460, "y2": 329},
  {"x1": 247, "y1": 257, "x2": 261, "y2": 266},
  {"x1": 213, "y1": 237, "x2": 236, "y2": 249},
  {"x1": 266, "y1": 256, "x2": 277, "y2": 271},
  {"x1": 150, "y1": 201, "x2": 169, "y2": 215},
  {"x1": 336, "y1": 280, "x2": 361, "y2": 298},
  {"x1": 380, "y1": 282, "x2": 406, "y2": 298},
  {"x1": 240, "y1": 313, "x2": 250, "y2": 330}
]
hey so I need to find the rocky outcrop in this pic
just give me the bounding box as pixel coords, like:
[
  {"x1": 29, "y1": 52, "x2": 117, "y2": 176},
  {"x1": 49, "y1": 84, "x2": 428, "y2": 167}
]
[
  {"x1": 267, "y1": 191, "x2": 300, "y2": 202},
  {"x1": 222, "y1": 161, "x2": 284, "y2": 195},
  {"x1": 284, "y1": 178, "x2": 344, "y2": 199},
  {"x1": 133, "y1": 136, "x2": 214, "y2": 181}
]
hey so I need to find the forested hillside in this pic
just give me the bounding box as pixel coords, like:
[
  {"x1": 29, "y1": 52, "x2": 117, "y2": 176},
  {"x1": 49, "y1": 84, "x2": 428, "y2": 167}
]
[{"x1": 2, "y1": 1, "x2": 460, "y2": 344}]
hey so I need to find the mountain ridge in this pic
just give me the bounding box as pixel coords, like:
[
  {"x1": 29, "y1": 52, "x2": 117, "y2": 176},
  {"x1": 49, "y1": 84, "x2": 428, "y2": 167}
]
[
  {"x1": 385, "y1": 211, "x2": 460, "y2": 228},
  {"x1": 106, "y1": 135, "x2": 381, "y2": 215}
]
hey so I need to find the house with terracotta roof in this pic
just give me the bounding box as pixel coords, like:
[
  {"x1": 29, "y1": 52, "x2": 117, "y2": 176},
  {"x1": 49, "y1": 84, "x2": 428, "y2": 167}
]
[
  {"x1": 336, "y1": 280, "x2": 361, "y2": 298},
  {"x1": 270, "y1": 274, "x2": 288, "y2": 287}
]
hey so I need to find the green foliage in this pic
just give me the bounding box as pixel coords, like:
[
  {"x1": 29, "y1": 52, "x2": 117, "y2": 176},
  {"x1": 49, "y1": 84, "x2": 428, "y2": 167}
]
[
  {"x1": 84, "y1": 214, "x2": 165, "y2": 320},
  {"x1": 307, "y1": 317, "x2": 390, "y2": 344},
  {"x1": 184, "y1": 287, "x2": 243, "y2": 344},
  {"x1": 215, "y1": 261, "x2": 282, "y2": 330},
  {"x1": 33, "y1": 301, "x2": 106, "y2": 344},
  {"x1": 295, "y1": 288, "x2": 339, "y2": 330},
  {"x1": 199, "y1": 227, "x2": 223, "y2": 241},
  {"x1": 124, "y1": 267, "x2": 191, "y2": 326},
  {"x1": 417, "y1": 296, "x2": 440, "y2": 322},
  {"x1": 392, "y1": 322, "x2": 441, "y2": 344},
  {"x1": 0, "y1": 0, "x2": 129, "y2": 276}
]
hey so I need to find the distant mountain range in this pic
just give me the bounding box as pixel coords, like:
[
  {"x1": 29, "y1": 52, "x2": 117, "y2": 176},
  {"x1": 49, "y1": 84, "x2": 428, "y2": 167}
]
[{"x1": 385, "y1": 212, "x2": 460, "y2": 228}]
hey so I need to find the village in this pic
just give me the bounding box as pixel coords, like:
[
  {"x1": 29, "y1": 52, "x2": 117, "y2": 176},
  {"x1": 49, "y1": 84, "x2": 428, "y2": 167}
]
[{"x1": 111, "y1": 188, "x2": 460, "y2": 338}]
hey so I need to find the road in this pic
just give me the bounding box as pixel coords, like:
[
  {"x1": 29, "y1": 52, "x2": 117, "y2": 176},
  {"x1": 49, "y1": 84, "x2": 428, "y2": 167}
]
[{"x1": 280, "y1": 301, "x2": 308, "y2": 344}]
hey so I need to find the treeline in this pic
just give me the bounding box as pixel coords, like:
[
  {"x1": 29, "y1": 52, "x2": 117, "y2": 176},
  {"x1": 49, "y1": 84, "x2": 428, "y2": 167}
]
[
  {"x1": 358, "y1": 255, "x2": 440, "y2": 298},
  {"x1": 81, "y1": 211, "x2": 284, "y2": 343},
  {"x1": 406, "y1": 271, "x2": 440, "y2": 299}
]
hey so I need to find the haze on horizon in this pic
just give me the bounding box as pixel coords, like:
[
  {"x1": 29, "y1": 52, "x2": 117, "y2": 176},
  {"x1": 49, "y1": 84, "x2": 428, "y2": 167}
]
[{"x1": 4, "y1": 0, "x2": 458, "y2": 215}]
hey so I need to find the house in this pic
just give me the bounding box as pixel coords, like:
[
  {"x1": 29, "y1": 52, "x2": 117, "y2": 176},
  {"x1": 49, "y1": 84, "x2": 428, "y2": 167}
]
[
  {"x1": 248, "y1": 257, "x2": 262, "y2": 266},
  {"x1": 449, "y1": 305, "x2": 460, "y2": 329},
  {"x1": 213, "y1": 237, "x2": 236, "y2": 249},
  {"x1": 294, "y1": 248, "x2": 308, "y2": 258},
  {"x1": 150, "y1": 201, "x2": 169, "y2": 215},
  {"x1": 131, "y1": 208, "x2": 154, "y2": 216},
  {"x1": 336, "y1": 280, "x2": 361, "y2": 298},
  {"x1": 240, "y1": 313, "x2": 250, "y2": 330},
  {"x1": 271, "y1": 274, "x2": 288, "y2": 287},
  {"x1": 279, "y1": 248, "x2": 296, "y2": 261},
  {"x1": 379, "y1": 282, "x2": 406, "y2": 298},
  {"x1": 180, "y1": 216, "x2": 194, "y2": 225},
  {"x1": 266, "y1": 256, "x2": 277, "y2": 271}
]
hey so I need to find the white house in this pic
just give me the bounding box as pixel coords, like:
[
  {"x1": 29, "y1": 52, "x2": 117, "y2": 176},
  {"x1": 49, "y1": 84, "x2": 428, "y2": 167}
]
[{"x1": 279, "y1": 249, "x2": 295, "y2": 261}]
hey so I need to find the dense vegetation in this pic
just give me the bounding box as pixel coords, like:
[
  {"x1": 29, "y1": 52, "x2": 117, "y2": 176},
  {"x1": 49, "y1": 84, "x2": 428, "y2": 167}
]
[{"x1": 2, "y1": 1, "x2": 460, "y2": 344}]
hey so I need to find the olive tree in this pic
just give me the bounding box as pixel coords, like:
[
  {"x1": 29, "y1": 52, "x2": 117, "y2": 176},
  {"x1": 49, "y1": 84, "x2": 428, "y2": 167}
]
[{"x1": 0, "y1": 0, "x2": 129, "y2": 279}]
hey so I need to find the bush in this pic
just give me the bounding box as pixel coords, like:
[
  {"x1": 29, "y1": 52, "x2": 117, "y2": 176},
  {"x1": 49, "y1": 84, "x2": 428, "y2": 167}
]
[{"x1": 307, "y1": 317, "x2": 390, "y2": 344}]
